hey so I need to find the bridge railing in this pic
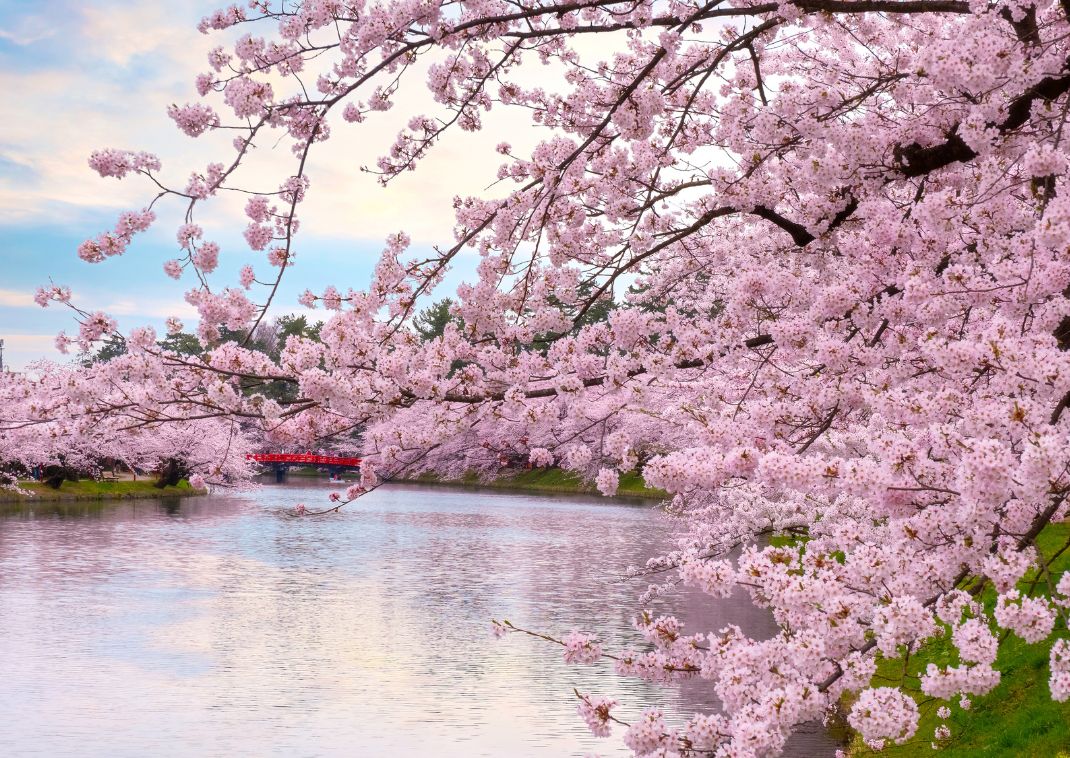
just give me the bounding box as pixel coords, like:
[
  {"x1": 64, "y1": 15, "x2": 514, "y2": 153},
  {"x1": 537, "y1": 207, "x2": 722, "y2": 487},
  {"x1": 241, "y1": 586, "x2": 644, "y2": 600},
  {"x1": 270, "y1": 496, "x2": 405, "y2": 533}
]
[{"x1": 246, "y1": 454, "x2": 362, "y2": 466}]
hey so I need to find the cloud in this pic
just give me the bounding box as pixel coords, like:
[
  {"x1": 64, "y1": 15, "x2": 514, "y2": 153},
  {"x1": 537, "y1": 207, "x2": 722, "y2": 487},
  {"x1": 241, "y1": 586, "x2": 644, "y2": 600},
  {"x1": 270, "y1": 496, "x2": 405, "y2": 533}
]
[
  {"x1": 0, "y1": 333, "x2": 58, "y2": 372},
  {"x1": 0, "y1": 0, "x2": 658, "y2": 371},
  {"x1": 1, "y1": 333, "x2": 53, "y2": 347},
  {"x1": 0, "y1": 0, "x2": 649, "y2": 243},
  {"x1": 78, "y1": 3, "x2": 209, "y2": 67},
  {"x1": 0, "y1": 288, "x2": 35, "y2": 307},
  {"x1": 0, "y1": 2, "x2": 221, "y2": 224},
  {"x1": 0, "y1": 13, "x2": 55, "y2": 46},
  {"x1": 104, "y1": 297, "x2": 199, "y2": 320},
  {"x1": 0, "y1": 3, "x2": 539, "y2": 245}
]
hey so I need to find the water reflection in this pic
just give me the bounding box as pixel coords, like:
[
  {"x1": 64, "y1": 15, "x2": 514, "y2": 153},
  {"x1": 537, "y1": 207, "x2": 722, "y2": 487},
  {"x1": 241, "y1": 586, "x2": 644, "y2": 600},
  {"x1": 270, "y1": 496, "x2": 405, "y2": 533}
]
[{"x1": 0, "y1": 483, "x2": 838, "y2": 757}]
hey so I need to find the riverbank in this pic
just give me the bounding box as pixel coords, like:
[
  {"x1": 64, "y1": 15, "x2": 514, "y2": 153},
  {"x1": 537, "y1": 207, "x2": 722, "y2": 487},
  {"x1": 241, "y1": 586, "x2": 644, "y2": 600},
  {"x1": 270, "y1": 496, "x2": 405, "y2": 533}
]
[
  {"x1": 0, "y1": 479, "x2": 206, "y2": 503},
  {"x1": 847, "y1": 520, "x2": 1070, "y2": 756},
  {"x1": 274, "y1": 465, "x2": 668, "y2": 498},
  {"x1": 394, "y1": 468, "x2": 668, "y2": 499}
]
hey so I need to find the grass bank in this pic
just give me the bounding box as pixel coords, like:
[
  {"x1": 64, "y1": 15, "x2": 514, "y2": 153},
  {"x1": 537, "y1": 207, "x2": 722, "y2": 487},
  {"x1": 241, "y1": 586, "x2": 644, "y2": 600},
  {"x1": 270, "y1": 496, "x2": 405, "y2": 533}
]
[
  {"x1": 397, "y1": 468, "x2": 667, "y2": 499},
  {"x1": 0, "y1": 479, "x2": 206, "y2": 503},
  {"x1": 269, "y1": 465, "x2": 667, "y2": 498},
  {"x1": 847, "y1": 521, "x2": 1070, "y2": 756}
]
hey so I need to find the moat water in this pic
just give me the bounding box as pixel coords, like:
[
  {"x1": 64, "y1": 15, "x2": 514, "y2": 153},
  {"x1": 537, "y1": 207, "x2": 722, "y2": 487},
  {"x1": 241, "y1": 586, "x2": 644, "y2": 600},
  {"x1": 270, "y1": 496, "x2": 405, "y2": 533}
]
[{"x1": 0, "y1": 481, "x2": 839, "y2": 756}]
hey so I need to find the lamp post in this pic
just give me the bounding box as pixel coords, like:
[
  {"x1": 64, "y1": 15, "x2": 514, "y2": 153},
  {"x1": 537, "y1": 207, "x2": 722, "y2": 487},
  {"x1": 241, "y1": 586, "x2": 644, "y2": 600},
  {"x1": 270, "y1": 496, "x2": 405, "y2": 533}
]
[{"x1": 0, "y1": 338, "x2": 5, "y2": 373}]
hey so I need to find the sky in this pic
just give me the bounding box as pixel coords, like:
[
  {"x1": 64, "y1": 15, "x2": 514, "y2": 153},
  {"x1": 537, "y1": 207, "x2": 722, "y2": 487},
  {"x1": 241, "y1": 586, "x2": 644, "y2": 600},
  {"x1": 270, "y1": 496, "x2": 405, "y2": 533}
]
[{"x1": 0, "y1": 0, "x2": 542, "y2": 371}]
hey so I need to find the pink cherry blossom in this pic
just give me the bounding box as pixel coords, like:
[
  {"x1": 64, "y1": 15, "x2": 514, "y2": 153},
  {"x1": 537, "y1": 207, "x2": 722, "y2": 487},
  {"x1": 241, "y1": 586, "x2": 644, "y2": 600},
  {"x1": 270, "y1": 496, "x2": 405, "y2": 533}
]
[
  {"x1": 847, "y1": 688, "x2": 919, "y2": 748},
  {"x1": 595, "y1": 468, "x2": 619, "y2": 497},
  {"x1": 11, "y1": 1, "x2": 1070, "y2": 753},
  {"x1": 167, "y1": 103, "x2": 220, "y2": 137},
  {"x1": 576, "y1": 694, "x2": 617, "y2": 738},
  {"x1": 562, "y1": 631, "x2": 602, "y2": 665}
]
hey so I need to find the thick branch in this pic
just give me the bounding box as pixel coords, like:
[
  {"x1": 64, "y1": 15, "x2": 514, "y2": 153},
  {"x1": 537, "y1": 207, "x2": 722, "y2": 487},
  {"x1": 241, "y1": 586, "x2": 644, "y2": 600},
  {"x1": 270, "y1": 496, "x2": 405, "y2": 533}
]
[{"x1": 896, "y1": 65, "x2": 1070, "y2": 176}]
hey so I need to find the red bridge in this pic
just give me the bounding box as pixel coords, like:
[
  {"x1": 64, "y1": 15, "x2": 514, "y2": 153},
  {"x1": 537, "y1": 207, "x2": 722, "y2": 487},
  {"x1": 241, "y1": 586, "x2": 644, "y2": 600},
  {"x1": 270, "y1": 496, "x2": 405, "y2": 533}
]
[
  {"x1": 247, "y1": 453, "x2": 361, "y2": 482},
  {"x1": 247, "y1": 453, "x2": 362, "y2": 467}
]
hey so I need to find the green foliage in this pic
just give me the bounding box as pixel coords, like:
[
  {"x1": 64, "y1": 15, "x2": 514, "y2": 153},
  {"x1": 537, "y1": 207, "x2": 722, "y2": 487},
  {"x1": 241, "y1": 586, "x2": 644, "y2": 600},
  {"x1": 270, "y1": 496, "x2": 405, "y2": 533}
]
[
  {"x1": 413, "y1": 298, "x2": 461, "y2": 341},
  {"x1": 217, "y1": 314, "x2": 325, "y2": 360},
  {"x1": 572, "y1": 280, "x2": 616, "y2": 331},
  {"x1": 156, "y1": 331, "x2": 205, "y2": 357},
  {"x1": 80, "y1": 334, "x2": 127, "y2": 365},
  {"x1": 83, "y1": 331, "x2": 209, "y2": 364},
  {"x1": 276, "y1": 313, "x2": 322, "y2": 345}
]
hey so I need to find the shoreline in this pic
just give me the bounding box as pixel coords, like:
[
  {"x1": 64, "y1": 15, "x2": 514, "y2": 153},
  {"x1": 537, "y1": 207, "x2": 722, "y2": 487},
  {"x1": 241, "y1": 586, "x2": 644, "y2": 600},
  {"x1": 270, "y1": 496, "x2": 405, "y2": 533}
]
[
  {"x1": 0, "y1": 467, "x2": 663, "y2": 504},
  {"x1": 0, "y1": 480, "x2": 207, "y2": 504},
  {"x1": 276, "y1": 464, "x2": 668, "y2": 499},
  {"x1": 1, "y1": 467, "x2": 664, "y2": 504},
  {"x1": 389, "y1": 471, "x2": 666, "y2": 499}
]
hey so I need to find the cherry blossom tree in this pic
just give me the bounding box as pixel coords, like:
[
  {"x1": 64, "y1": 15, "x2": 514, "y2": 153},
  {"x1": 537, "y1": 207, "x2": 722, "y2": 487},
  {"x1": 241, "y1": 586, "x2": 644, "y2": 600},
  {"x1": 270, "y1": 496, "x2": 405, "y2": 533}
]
[
  {"x1": 10, "y1": 0, "x2": 1070, "y2": 753},
  {"x1": 0, "y1": 362, "x2": 256, "y2": 488}
]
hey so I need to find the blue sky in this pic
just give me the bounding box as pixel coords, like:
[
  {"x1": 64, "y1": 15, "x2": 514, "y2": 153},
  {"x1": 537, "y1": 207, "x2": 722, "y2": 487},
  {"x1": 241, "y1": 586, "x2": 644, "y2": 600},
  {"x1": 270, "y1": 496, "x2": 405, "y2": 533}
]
[{"x1": 0, "y1": 0, "x2": 516, "y2": 370}]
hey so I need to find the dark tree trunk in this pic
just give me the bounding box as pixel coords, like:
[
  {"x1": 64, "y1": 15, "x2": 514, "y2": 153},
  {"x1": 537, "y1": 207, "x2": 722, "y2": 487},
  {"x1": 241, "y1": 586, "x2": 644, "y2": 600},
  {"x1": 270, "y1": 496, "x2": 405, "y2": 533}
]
[
  {"x1": 42, "y1": 465, "x2": 78, "y2": 489},
  {"x1": 155, "y1": 458, "x2": 189, "y2": 488}
]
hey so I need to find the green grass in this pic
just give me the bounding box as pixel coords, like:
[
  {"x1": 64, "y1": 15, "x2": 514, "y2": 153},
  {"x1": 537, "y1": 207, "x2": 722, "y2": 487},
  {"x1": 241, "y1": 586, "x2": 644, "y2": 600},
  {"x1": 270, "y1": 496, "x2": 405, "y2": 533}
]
[
  {"x1": 0, "y1": 478, "x2": 204, "y2": 502},
  {"x1": 400, "y1": 467, "x2": 667, "y2": 498},
  {"x1": 847, "y1": 522, "x2": 1070, "y2": 756}
]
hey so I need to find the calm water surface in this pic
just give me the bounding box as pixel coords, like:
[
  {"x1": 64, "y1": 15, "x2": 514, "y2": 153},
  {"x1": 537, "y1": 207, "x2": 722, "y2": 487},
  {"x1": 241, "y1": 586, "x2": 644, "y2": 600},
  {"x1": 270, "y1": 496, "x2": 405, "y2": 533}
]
[{"x1": 0, "y1": 482, "x2": 838, "y2": 757}]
